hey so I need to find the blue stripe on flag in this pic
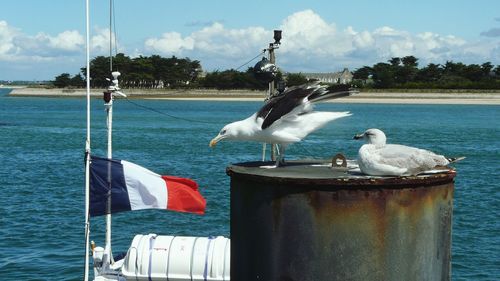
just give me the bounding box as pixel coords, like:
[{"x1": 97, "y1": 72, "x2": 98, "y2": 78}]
[{"x1": 89, "y1": 155, "x2": 132, "y2": 216}]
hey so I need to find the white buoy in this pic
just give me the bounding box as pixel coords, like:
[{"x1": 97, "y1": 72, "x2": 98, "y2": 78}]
[{"x1": 121, "y1": 234, "x2": 230, "y2": 281}]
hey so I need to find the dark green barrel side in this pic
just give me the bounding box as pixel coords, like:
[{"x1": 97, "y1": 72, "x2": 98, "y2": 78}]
[{"x1": 227, "y1": 161, "x2": 454, "y2": 281}]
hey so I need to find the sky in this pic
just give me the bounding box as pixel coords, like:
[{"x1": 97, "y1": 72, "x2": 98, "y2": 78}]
[{"x1": 1, "y1": 0, "x2": 499, "y2": 81}]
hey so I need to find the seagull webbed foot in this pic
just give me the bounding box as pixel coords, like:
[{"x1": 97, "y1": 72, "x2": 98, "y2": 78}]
[
  {"x1": 275, "y1": 152, "x2": 286, "y2": 167},
  {"x1": 274, "y1": 144, "x2": 287, "y2": 167}
]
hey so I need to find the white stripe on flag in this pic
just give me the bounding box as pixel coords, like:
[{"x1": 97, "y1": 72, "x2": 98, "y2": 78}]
[{"x1": 121, "y1": 160, "x2": 168, "y2": 210}]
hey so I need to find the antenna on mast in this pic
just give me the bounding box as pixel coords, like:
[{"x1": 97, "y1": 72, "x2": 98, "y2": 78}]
[
  {"x1": 109, "y1": 0, "x2": 113, "y2": 72},
  {"x1": 253, "y1": 30, "x2": 282, "y2": 161}
]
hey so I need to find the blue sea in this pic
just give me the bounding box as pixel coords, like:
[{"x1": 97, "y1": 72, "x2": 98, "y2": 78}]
[{"x1": 0, "y1": 88, "x2": 498, "y2": 280}]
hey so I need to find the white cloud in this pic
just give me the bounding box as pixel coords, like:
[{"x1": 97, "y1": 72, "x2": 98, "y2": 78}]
[
  {"x1": 0, "y1": 20, "x2": 86, "y2": 62},
  {"x1": 2, "y1": 10, "x2": 500, "y2": 80},
  {"x1": 49, "y1": 30, "x2": 84, "y2": 51},
  {"x1": 0, "y1": 20, "x2": 20, "y2": 58},
  {"x1": 350, "y1": 28, "x2": 374, "y2": 49},
  {"x1": 0, "y1": 21, "x2": 116, "y2": 63},
  {"x1": 145, "y1": 22, "x2": 268, "y2": 63},
  {"x1": 373, "y1": 26, "x2": 404, "y2": 37},
  {"x1": 145, "y1": 32, "x2": 194, "y2": 54},
  {"x1": 282, "y1": 12, "x2": 498, "y2": 70},
  {"x1": 0, "y1": 22, "x2": 121, "y2": 79},
  {"x1": 142, "y1": 10, "x2": 500, "y2": 72},
  {"x1": 90, "y1": 27, "x2": 122, "y2": 54},
  {"x1": 280, "y1": 9, "x2": 340, "y2": 55}
]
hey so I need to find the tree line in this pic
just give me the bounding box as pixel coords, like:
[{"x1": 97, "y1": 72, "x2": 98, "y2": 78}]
[
  {"x1": 54, "y1": 53, "x2": 271, "y2": 90},
  {"x1": 352, "y1": 56, "x2": 500, "y2": 89},
  {"x1": 55, "y1": 54, "x2": 203, "y2": 89},
  {"x1": 54, "y1": 53, "x2": 315, "y2": 90},
  {"x1": 53, "y1": 54, "x2": 500, "y2": 90}
]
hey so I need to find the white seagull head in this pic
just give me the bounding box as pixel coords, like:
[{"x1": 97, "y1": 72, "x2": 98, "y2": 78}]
[
  {"x1": 209, "y1": 120, "x2": 247, "y2": 147},
  {"x1": 353, "y1": 128, "x2": 387, "y2": 146}
]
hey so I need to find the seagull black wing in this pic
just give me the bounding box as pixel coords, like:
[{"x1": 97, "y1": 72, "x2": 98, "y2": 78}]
[
  {"x1": 257, "y1": 85, "x2": 314, "y2": 130},
  {"x1": 256, "y1": 83, "x2": 357, "y2": 130},
  {"x1": 308, "y1": 84, "x2": 353, "y2": 103}
]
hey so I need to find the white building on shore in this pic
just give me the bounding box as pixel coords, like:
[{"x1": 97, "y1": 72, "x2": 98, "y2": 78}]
[{"x1": 304, "y1": 68, "x2": 353, "y2": 84}]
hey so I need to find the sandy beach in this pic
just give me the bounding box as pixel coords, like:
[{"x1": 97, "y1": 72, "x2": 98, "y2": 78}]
[{"x1": 7, "y1": 87, "x2": 500, "y2": 105}]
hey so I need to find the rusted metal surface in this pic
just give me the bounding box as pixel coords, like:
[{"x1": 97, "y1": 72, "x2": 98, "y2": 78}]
[{"x1": 228, "y1": 160, "x2": 454, "y2": 281}]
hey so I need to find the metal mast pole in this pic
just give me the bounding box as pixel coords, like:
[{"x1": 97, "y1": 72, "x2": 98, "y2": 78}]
[
  {"x1": 268, "y1": 43, "x2": 276, "y2": 97},
  {"x1": 104, "y1": 0, "x2": 114, "y2": 267},
  {"x1": 267, "y1": 43, "x2": 277, "y2": 161},
  {"x1": 103, "y1": 95, "x2": 114, "y2": 266},
  {"x1": 102, "y1": 71, "x2": 125, "y2": 268},
  {"x1": 84, "y1": 0, "x2": 91, "y2": 279},
  {"x1": 267, "y1": 30, "x2": 281, "y2": 161}
]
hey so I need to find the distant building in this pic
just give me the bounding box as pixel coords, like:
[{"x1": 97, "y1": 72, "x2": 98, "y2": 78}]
[{"x1": 304, "y1": 68, "x2": 353, "y2": 84}]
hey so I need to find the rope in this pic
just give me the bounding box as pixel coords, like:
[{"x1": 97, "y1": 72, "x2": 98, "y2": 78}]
[
  {"x1": 117, "y1": 50, "x2": 268, "y2": 124},
  {"x1": 234, "y1": 50, "x2": 266, "y2": 71},
  {"x1": 122, "y1": 97, "x2": 221, "y2": 124},
  {"x1": 114, "y1": 50, "x2": 267, "y2": 124}
]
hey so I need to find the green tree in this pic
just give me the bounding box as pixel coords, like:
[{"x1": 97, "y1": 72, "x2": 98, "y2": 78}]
[
  {"x1": 54, "y1": 73, "x2": 71, "y2": 88},
  {"x1": 70, "y1": 74, "x2": 85, "y2": 87},
  {"x1": 398, "y1": 56, "x2": 419, "y2": 84},
  {"x1": 77, "y1": 54, "x2": 203, "y2": 89},
  {"x1": 494, "y1": 65, "x2": 500, "y2": 76},
  {"x1": 371, "y1": 63, "x2": 395, "y2": 88},
  {"x1": 417, "y1": 63, "x2": 443, "y2": 82},
  {"x1": 352, "y1": 66, "x2": 372, "y2": 80},
  {"x1": 112, "y1": 53, "x2": 132, "y2": 86},
  {"x1": 285, "y1": 73, "x2": 308, "y2": 86},
  {"x1": 481, "y1": 62, "x2": 493, "y2": 76},
  {"x1": 86, "y1": 56, "x2": 111, "y2": 88},
  {"x1": 200, "y1": 69, "x2": 266, "y2": 90},
  {"x1": 463, "y1": 64, "x2": 484, "y2": 82},
  {"x1": 401, "y1": 56, "x2": 418, "y2": 68},
  {"x1": 443, "y1": 61, "x2": 466, "y2": 77},
  {"x1": 389, "y1": 57, "x2": 401, "y2": 67}
]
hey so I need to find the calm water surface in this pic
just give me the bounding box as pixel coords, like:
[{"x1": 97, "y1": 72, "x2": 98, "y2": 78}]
[{"x1": 0, "y1": 89, "x2": 498, "y2": 280}]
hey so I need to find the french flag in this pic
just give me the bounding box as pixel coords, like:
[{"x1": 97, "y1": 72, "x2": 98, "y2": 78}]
[{"x1": 89, "y1": 155, "x2": 206, "y2": 217}]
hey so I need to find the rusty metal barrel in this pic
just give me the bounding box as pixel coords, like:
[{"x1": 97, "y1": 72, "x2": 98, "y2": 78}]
[{"x1": 227, "y1": 160, "x2": 455, "y2": 281}]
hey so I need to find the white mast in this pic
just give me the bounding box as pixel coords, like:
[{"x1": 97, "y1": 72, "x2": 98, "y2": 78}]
[
  {"x1": 84, "y1": 0, "x2": 91, "y2": 279},
  {"x1": 103, "y1": 92, "x2": 114, "y2": 267},
  {"x1": 103, "y1": 0, "x2": 121, "y2": 268},
  {"x1": 103, "y1": 71, "x2": 123, "y2": 267}
]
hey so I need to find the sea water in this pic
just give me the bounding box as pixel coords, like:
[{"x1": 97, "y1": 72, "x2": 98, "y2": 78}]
[{"x1": 0, "y1": 89, "x2": 498, "y2": 280}]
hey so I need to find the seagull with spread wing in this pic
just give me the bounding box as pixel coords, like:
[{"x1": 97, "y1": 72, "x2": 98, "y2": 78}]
[{"x1": 209, "y1": 82, "x2": 357, "y2": 166}]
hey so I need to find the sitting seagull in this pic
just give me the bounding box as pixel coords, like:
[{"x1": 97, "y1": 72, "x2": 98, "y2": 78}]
[
  {"x1": 209, "y1": 82, "x2": 357, "y2": 166},
  {"x1": 353, "y1": 128, "x2": 464, "y2": 176}
]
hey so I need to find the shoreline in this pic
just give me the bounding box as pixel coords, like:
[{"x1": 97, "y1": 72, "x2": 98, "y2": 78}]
[{"x1": 7, "y1": 87, "x2": 500, "y2": 105}]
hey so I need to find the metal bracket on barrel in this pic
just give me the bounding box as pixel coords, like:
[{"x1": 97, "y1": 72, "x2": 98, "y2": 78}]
[{"x1": 331, "y1": 153, "x2": 348, "y2": 171}]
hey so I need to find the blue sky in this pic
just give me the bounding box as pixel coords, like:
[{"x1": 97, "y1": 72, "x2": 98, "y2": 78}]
[{"x1": 1, "y1": 0, "x2": 499, "y2": 80}]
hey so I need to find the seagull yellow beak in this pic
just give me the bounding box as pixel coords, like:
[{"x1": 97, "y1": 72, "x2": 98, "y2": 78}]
[
  {"x1": 209, "y1": 135, "x2": 222, "y2": 148},
  {"x1": 209, "y1": 138, "x2": 218, "y2": 148},
  {"x1": 353, "y1": 133, "x2": 364, "y2": 140}
]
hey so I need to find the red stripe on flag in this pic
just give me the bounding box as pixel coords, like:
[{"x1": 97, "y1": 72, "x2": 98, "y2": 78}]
[{"x1": 162, "y1": 175, "x2": 206, "y2": 215}]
